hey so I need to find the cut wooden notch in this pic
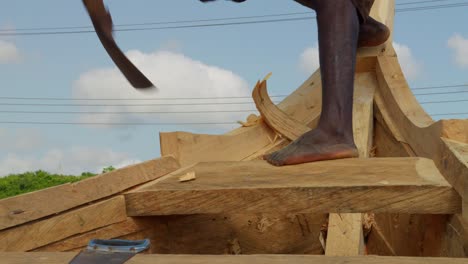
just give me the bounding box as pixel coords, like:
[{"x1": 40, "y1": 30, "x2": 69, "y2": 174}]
[{"x1": 179, "y1": 172, "x2": 196, "y2": 183}]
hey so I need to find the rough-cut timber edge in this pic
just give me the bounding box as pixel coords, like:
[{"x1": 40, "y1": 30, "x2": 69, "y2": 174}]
[
  {"x1": 125, "y1": 158, "x2": 460, "y2": 216},
  {"x1": 374, "y1": 55, "x2": 468, "y2": 202},
  {"x1": 3, "y1": 253, "x2": 468, "y2": 264},
  {"x1": 0, "y1": 156, "x2": 179, "y2": 231}
]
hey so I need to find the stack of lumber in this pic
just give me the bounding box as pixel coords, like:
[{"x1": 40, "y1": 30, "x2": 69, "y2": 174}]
[{"x1": 1, "y1": 0, "x2": 467, "y2": 262}]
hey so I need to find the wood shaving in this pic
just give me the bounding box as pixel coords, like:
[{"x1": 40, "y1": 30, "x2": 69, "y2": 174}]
[
  {"x1": 272, "y1": 133, "x2": 283, "y2": 143},
  {"x1": 179, "y1": 171, "x2": 196, "y2": 182},
  {"x1": 238, "y1": 114, "x2": 261, "y2": 127},
  {"x1": 262, "y1": 72, "x2": 273, "y2": 82},
  {"x1": 319, "y1": 232, "x2": 326, "y2": 251},
  {"x1": 363, "y1": 213, "x2": 375, "y2": 237},
  {"x1": 256, "y1": 217, "x2": 278, "y2": 233}
]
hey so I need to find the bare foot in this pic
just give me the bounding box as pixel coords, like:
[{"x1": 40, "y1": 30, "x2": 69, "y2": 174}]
[
  {"x1": 265, "y1": 129, "x2": 358, "y2": 166},
  {"x1": 358, "y1": 17, "x2": 390, "y2": 47}
]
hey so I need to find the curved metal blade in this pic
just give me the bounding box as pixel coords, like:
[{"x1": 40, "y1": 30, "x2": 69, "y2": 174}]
[{"x1": 82, "y1": 0, "x2": 156, "y2": 89}]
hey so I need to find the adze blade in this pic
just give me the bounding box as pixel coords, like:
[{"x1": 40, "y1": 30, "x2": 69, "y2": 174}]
[{"x1": 82, "y1": 0, "x2": 156, "y2": 90}]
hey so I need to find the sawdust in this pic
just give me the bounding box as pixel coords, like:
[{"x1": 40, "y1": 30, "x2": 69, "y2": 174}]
[
  {"x1": 226, "y1": 238, "x2": 242, "y2": 255},
  {"x1": 256, "y1": 217, "x2": 279, "y2": 233},
  {"x1": 363, "y1": 213, "x2": 375, "y2": 237}
]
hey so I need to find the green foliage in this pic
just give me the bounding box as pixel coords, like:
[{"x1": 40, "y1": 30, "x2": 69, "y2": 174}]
[
  {"x1": 0, "y1": 170, "x2": 97, "y2": 199},
  {"x1": 102, "y1": 166, "x2": 116, "y2": 174}
]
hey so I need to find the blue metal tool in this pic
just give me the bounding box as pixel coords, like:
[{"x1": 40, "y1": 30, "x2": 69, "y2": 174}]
[{"x1": 69, "y1": 239, "x2": 150, "y2": 264}]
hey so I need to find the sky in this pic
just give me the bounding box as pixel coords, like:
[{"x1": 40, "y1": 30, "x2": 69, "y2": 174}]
[{"x1": 0, "y1": 0, "x2": 467, "y2": 176}]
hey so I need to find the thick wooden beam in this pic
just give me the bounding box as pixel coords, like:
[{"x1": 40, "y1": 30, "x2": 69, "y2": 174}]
[
  {"x1": 125, "y1": 158, "x2": 460, "y2": 216},
  {"x1": 2, "y1": 253, "x2": 468, "y2": 264},
  {"x1": 0, "y1": 156, "x2": 179, "y2": 231},
  {"x1": 0, "y1": 196, "x2": 127, "y2": 251}
]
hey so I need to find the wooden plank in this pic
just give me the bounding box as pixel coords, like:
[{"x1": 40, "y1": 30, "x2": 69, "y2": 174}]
[
  {"x1": 443, "y1": 139, "x2": 468, "y2": 165},
  {"x1": 352, "y1": 73, "x2": 377, "y2": 158},
  {"x1": 125, "y1": 158, "x2": 460, "y2": 216},
  {"x1": 33, "y1": 217, "x2": 153, "y2": 252},
  {"x1": 2, "y1": 253, "x2": 468, "y2": 264},
  {"x1": 160, "y1": 127, "x2": 276, "y2": 167},
  {"x1": 0, "y1": 196, "x2": 127, "y2": 251},
  {"x1": 0, "y1": 156, "x2": 179, "y2": 231},
  {"x1": 325, "y1": 213, "x2": 365, "y2": 256}
]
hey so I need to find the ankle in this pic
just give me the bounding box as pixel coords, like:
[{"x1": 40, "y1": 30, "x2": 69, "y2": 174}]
[{"x1": 316, "y1": 124, "x2": 354, "y2": 144}]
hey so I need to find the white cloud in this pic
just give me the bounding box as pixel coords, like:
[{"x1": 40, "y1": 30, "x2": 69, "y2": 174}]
[
  {"x1": 448, "y1": 33, "x2": 468, "y2": 68},
  {"x1": 0, "y1": 128, "x2": 45, "y2": 152},
  {"x1": 393, "y1": 42, "x2": 422, "y2": 80},
  {"x1": 299, "y1": 43, "x2": 320, "y2": 74},
  {"x1": 0, "y1": 147, "x2": 141, "y2": 176},
  {"x1": 0, "y1": 40, "x2": 21, "y2": 64},
  {"x1": 73, "y1": 49, "x2": 251, "y2": 129}
]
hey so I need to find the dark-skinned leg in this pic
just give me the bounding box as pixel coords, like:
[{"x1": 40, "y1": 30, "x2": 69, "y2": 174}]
[{"x1": 265, "y1": 0, "x2": 360, "y2": 166}]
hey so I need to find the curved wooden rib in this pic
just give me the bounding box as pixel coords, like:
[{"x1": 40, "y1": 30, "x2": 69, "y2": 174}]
[
  {"x1": 252, "y1": 80, "x2": 311, "y2": 141},
  {"x1": 375, "y1": 54, "x2": 468, "y2": 201}
]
